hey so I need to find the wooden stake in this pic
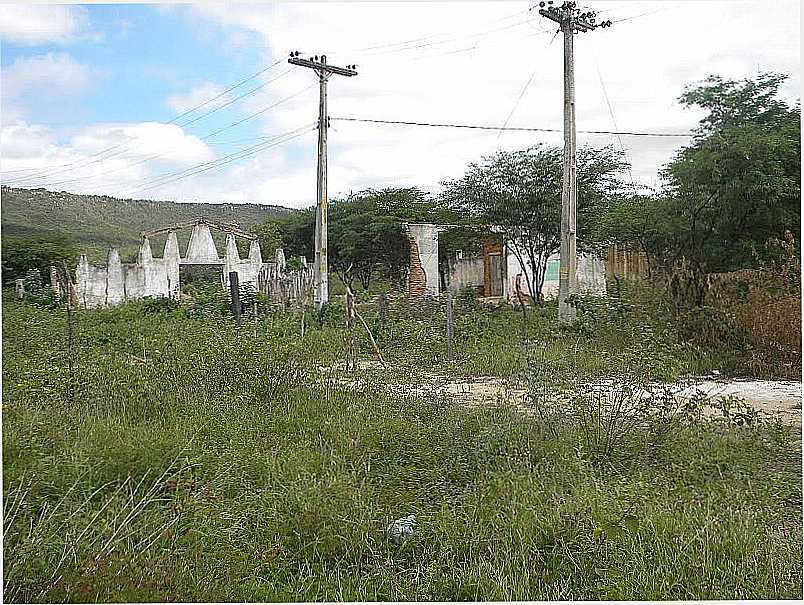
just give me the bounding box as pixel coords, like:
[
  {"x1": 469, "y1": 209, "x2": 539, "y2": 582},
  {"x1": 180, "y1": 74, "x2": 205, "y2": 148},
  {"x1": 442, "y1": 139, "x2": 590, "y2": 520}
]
[
  {"x1": 229, "y1": 271, "x2": 241, "y2": 327},
  {"x1": 346, "y1": 285, "x2": 385, "y2": 367},
  {"x1": 446, "y1": 289, "x2": 454, "y2": 361}
]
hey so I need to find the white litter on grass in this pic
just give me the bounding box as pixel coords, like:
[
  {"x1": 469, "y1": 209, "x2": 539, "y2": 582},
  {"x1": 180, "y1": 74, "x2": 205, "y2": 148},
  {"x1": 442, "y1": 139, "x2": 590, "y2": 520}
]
[{"x1": 387, "y1": 514, "x2": 416, "y2": 545}]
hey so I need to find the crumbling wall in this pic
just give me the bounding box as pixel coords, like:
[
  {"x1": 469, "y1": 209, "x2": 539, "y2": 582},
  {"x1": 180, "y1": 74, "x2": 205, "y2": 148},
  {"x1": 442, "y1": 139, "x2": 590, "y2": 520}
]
[
  {"x1": 446, "y1": 253, "x2": 485, "y2": 293},
  {"x1": 75, "y1": 236, "x2": 178, "y2": 308},
  {"x1": 259, "y1": 251, "x2": 313, "y2": 306},
  {"x1": 72, "y1": 222, "x2": 283, "y2": 309},
  {"x1": 507, "y1": 251, "x2": 606, "y2": 302},
  {"x1": 185, "y1": 223, "x2": 220, "y2": 264},
  {"x1": 407, "y1": 224, "x2": 439, "y2": 297},
  {"x1": 164, "y1": 231, "x2": 181, "y2": 298},
  {"x1": 106, "y1": 249, "x2": 125, "y2": 306},
  {"x1": 76, "y1": 255, "x2": 111, "y2": 308},
  {"x1": 222, "y1": 236, "x2": 262, "y2": 293}
]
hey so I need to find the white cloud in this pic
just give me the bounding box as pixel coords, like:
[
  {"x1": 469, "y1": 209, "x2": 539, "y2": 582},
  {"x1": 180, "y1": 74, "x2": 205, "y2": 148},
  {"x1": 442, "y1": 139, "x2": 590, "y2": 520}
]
[
  {"x1": 2, "y1": 52, "x2": 95, "y2": 100},
  {"x1": 1, "y1": 121, "x2": 216, "y2": 195},
  {"x1": 2, "y1": 1, "x2": 799, "y2": 207},
  {"x1": 161, "y1": 0, "x2": 798, "y2": 207},
  {"x1": 166, "y1": 82, "x2": 227, "y2": 113},
  {"x1": 0, "y1": 5, "x2": 92, "y2": 45}
]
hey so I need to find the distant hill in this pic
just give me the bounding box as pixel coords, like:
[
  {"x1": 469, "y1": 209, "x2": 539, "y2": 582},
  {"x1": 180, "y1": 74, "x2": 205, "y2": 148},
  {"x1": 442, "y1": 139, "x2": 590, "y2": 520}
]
[{"x1": 1, "y1": 187, "x2": 295, "y2": 262}]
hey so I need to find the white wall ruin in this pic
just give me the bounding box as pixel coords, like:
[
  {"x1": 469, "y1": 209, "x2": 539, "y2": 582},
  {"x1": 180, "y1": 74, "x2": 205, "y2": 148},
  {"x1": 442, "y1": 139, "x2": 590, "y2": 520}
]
[
  {"x1": 73, "y1": 219, "x2": 312, "y2": 309},
  {"x1": 414, "y1": 222, "x2": 607, "y2": 301},
  {"x1": 406, "y1": 223, "x2": 440, "y2": 297}
]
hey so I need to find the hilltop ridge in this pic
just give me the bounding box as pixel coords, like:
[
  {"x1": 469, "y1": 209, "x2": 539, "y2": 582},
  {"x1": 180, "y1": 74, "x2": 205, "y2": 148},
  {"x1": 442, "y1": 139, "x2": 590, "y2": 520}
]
[{"x1": 1, "y1": 186, "x2": 296, "y2": 261}]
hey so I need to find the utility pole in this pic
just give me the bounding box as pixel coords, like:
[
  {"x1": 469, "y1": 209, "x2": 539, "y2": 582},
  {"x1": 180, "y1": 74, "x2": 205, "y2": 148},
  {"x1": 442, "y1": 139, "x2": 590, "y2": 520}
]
[
  {"x1": 288, "y1": 51, "x2": 357, "y2": 311},
  {"x1": 538, "y1": 2, "x2": 611, "y2": 321}
]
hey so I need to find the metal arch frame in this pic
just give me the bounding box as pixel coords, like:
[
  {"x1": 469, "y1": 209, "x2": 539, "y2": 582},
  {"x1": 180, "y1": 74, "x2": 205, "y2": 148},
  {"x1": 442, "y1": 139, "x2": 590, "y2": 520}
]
[{"x1": 140, "y1": 217, "x2": 258, "y2": 241}]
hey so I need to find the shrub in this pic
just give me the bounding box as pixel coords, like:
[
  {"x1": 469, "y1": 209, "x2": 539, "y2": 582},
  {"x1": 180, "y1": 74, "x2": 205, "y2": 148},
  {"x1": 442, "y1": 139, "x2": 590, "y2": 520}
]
[{"x1": 142, "y1": 296, "x2": 180, "y2": 315}]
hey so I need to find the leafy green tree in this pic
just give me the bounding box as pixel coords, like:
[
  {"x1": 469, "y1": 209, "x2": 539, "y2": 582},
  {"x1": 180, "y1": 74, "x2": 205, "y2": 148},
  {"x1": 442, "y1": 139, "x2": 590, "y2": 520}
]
[
  {"x1": 276, "y1": 187, "x2": 452, "y2": 291},
  {"x1": 1, "y1": 235, "x2": 78, "y2": 286},
  {"x1": 253, "y1": 218, "x2": 284, "y2": 259},
  {"x1": 330, "y1": 188, "x2": 438, "y2": 290},
  {"x1": 660, "y1": 73, "x2": 800, "y2": 276},
  {"x1": 442, "y1": 144, "x2": 628, "y2": 301},
  {"x1": 592, "y1": 193, "x2": 684, "y2": 279},
  {"x1": 278, "y1": 207, "x2": 316, "y2": 262}
]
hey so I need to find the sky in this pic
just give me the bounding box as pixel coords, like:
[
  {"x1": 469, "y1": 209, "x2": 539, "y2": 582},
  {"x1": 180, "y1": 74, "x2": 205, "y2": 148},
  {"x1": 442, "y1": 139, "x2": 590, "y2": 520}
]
[{"x1": 0, "y1": 1, "x2": 800, "y2": 209}]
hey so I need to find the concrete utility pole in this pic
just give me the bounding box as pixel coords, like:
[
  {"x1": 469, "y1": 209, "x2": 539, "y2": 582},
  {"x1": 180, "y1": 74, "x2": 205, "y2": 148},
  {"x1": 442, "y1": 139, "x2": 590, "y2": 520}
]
[
  {"x1": 538, "y1": 2, "x2": 611, "y2": 321},
  {"x1": 288, "y1": 51, "x2": 357, "y2": 311}
]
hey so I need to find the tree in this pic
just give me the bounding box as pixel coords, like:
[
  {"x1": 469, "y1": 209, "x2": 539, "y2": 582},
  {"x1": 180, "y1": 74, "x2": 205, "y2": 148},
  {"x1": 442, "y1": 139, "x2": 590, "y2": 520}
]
[
  {"x1": 253, "y1": 218, "x2": 284, "y2": 260},
  {"x1": 442, "y1": 144, "x2": 628, "y2": 301},
  {"x1": 277, "y1": 208, "x2": 316, "y2": 262},
  {"x1": 330, "y1": 188, "x2": 441, "y2": 290},
  {"x1": 591, "y1": 193, "x2": 684, "y2": 279},
  {"x1": 660, "y1": 73, "x2": 800, "y2": 276},
  {"x1": 1, "y1": 235, "x2": 78, "y2": 286},
  {"x1": 274, "y1": 187, "x2": 447, "y2": 291}
]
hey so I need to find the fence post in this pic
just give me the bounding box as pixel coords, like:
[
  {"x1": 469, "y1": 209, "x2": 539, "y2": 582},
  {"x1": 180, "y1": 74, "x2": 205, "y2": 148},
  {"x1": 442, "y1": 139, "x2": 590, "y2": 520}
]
[
  {"x1": 446, "y1": 288, "x2": 454, "y2": 361},
  {"x1": 66, "y1": 295, "x2": 75, "y2": 403},
  {"x1": 378, "y1": 293, "x2": 388, "y2": 327},
  {"x1": 229, "y1": 271, "x2": 241, "y2": 327},
  {"x1": 345, "y1": 287, "x2": 356, "y2": 371}
]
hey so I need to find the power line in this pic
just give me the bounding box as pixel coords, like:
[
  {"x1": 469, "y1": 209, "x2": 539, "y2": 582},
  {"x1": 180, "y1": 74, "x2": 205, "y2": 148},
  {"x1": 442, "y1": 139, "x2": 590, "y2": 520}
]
[
  {"x1": 31, "y1": 84, "x2": 316, "y2": 190},
  {"x1": 354, "y1": 6, "x2": 533, "y2": 53},
  {"x1": 202, "y1": 83, "x2": 316, "y2": 140},
  {"x1": 329, "y1": 116, "x2": 693, "y2": 137},
  {"x1": 496, "y1": 18, "x2": 561, "y2": 143},
  {"x1": 124, "y1": 127, "x2": 314, "y2": 198},
  {"x1": 168, "y1": 60, "x2": 284, "y2": 124},
  {"x1": 175, "y1": 67, "x2": 293, "y2": 129},
  {"x1": 592, "y1": 40, "x2": 637, "y2": 189},
  {"x1": 4, "y1": 59, "x2": 285, "y2": 183},
  {"x1": 363, "y1": 17, "x2": 540, "y2": 57},
  {"x1": 496, "y1": 66, "x2": 540, "y2": 143},
  {"x1": 121, "y1": 124, "x2": 315, "y2": 198}
]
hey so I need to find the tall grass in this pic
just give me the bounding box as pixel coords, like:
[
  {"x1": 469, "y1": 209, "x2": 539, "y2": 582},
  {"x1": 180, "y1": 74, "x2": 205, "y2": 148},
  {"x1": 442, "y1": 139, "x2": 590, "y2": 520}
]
[{"x1": 2, "y1": 294, "x2": 801, "y2": 601}]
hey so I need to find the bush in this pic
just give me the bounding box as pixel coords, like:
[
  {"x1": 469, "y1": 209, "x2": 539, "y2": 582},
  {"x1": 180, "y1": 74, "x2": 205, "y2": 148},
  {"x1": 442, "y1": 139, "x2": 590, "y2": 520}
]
[
  {"x1": 180, "y1": 283, "x2": 230, "y2": 319},
  {"x1": 1, "y1": 235, "x2": 77, "y2": 286},
  {"x1": 674, "y1": 305, "x2": 747, "y2": 350},
  {"x1": 142, "y1": 296, "x2": 180, "y2": 315}
]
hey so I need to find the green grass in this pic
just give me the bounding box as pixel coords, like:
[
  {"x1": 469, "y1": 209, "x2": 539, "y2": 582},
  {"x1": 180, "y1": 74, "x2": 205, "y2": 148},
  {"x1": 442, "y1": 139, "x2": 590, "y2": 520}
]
[{"x1": 2, "y1": 294, "x2": 801, "y2": 601}]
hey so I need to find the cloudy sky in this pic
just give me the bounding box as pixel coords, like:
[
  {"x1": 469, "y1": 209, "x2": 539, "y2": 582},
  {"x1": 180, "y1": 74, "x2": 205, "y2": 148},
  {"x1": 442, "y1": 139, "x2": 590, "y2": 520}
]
[{"x1": 0, "y1": 1, "x2": 799, "y2": 208}]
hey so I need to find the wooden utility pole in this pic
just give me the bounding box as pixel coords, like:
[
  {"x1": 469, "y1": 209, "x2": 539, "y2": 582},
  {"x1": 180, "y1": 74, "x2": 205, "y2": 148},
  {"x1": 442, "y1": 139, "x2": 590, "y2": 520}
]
[
  {"x1": 288, "y1": 51, "x2": 358, "y2": 311},
  {"x1": 538, "y1": 2, "x2": 611, "y2": 321}
]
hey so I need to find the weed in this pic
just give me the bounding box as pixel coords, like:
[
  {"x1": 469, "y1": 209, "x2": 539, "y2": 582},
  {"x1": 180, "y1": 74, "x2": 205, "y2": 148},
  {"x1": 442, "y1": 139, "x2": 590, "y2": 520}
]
[{"x1": 1, "y1": 291, "x2": 801, "y2": 601}]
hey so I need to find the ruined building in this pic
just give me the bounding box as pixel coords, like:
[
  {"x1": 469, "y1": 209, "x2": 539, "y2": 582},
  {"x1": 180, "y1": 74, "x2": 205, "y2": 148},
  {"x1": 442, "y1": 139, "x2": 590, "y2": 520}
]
[
  {"x1": 72, "y1": 218, "x2": 312, "y2": 308},
  {"x1": 404, "y1": 222, "x2": 606, "y2": 301}
]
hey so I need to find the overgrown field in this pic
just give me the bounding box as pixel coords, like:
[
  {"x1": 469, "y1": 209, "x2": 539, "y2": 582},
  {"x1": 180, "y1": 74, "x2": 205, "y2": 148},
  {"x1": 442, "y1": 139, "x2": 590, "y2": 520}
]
[{"x1": 2, "y1": 293, "x2": 802, "y2": 601}]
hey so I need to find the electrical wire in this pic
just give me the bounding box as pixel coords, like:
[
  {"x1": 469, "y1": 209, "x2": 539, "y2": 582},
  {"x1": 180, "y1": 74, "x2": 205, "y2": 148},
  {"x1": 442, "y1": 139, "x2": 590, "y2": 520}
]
[
  {"x1": 122, "y1": 124, "x2": 312, "y2": 196},
  {"x1": 591, "y1": 42, "x2": 637, "y2": 190},
  {"x1": 176, "y1": 67, "x2": 293, "y2": 129},
  {"x1": 496, "y1": 66, "x2": 540, "y2": 143},
  {"x1": 329, "y1": 116, "x2": 693, "y2": 137},
  {"x1": 122, "y1": 124, "x2": 315, "y2": 198},
  {"x1": 3, "y1": 59, "x2": 285, "y2": 183},
  {"x1": 353, "y1": 6, "x2": 533, "y2": 53},
  {"x1": 30, "y1": 84, "x2": 316, "y2": 190},
  {"x1": 13, "y1": 70, "x2": 293, "y2": 188},
  {"x1": 496, "y1": 20, "x2": 562, "y2": 144}
]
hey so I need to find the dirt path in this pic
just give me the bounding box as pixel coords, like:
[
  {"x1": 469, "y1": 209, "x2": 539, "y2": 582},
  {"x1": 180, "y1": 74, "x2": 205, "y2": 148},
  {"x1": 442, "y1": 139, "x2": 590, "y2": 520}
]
[
  {"x1": 437, "y1": 376, "x2": 802, "y2": 425},
  {"x1": 320, "y1": 363, "x2": 802, "y2": 425}
]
